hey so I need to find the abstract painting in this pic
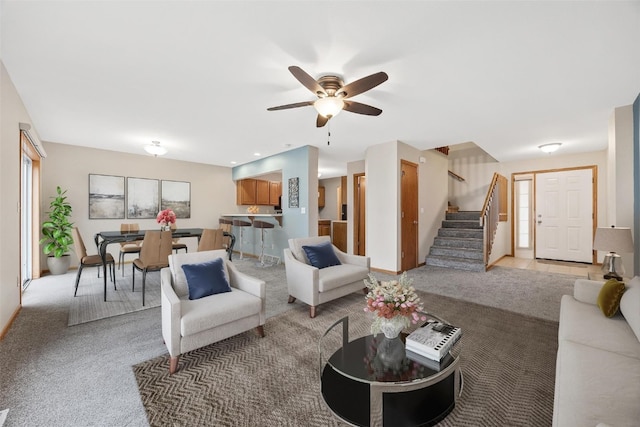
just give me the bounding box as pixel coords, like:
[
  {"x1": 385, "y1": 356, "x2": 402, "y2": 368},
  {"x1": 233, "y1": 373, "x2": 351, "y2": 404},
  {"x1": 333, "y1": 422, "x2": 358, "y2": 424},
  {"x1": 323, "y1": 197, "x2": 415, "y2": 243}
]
[{"x1": 88, "y1": 174, "x2": 125, "y2": 219}]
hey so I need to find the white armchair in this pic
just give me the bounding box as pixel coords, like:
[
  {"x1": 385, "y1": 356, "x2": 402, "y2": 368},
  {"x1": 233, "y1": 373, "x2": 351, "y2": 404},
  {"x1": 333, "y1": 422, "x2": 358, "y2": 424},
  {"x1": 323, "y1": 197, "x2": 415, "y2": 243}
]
[
  {"x1": 284, "y1": 236, "x2": 370, "y2": 318},
  {"x1": 161, "y1": 249, "x2": 266, "y2": 374}
]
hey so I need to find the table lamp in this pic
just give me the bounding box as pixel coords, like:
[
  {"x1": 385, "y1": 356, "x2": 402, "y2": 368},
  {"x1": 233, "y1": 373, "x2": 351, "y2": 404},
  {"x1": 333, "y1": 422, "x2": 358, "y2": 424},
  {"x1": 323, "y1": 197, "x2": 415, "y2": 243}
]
[{"x1": 593, "y1": 226, "x2": 634, "y2": 280}]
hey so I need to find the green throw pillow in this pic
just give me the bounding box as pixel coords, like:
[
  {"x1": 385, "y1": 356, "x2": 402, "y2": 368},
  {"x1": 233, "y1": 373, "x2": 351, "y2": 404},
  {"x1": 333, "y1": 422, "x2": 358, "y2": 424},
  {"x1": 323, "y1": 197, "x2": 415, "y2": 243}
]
[{"x1": 597, "y1": 279, "x2": 626, "y2": 317}]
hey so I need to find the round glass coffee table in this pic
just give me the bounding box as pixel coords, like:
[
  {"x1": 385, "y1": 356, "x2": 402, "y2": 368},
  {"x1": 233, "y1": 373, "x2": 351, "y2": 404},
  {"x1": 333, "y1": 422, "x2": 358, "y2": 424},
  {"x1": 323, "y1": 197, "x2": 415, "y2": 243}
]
[{"x1": 319, "y1": 316, "x2": 462, "y2": 427}]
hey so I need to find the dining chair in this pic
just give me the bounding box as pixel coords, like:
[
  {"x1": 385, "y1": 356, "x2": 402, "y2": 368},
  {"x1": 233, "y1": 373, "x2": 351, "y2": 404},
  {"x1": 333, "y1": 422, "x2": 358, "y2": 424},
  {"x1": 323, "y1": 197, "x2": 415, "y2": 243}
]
[
  {"x1": 72, "y1": 227, "x2": 116, "y2": 298},
  {"x1": 170, "y1": 222, "x2": 188, "y2": 254},
  {"x1": 132, "y1": 230, "x2": 173, "y2": 306},
  {"x1": 218, "y1": 218, "x2": 233, "y2": 251},
  {"x1": 119, "y1": 223, "x2": 143, "y2": 276},
  {"x1": 197, "y1": 228, "x2": 225, "y2": 252}
]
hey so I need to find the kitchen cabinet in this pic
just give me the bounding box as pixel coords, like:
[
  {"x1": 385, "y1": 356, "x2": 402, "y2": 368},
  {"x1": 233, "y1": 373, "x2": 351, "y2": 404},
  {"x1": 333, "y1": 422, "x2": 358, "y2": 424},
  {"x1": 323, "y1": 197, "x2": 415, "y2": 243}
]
[
  {"x1": 318, "y1": 186, "x2": 325, "y2": 208},
  {"x1": 340, "y1": 176, "x2": 347, "y2": 204},
  {"x1": 332, "y1": 221, "x2": 347, "y2": 252},
  {"x1": 269, "y1": 181, "x2": 281, "y2": 205},
  {"x1": 256, "y1": 180, "x2": 270, "y2": 205},
  {"x1": 237, "y1": 179, "x2": 282, "y2": 206},
  {"x1": 318, "y1": 219, "x2": 331, "y2": 236},
  {"x1": 237, "y1": 179, "x2": 257, "y2": 205}
]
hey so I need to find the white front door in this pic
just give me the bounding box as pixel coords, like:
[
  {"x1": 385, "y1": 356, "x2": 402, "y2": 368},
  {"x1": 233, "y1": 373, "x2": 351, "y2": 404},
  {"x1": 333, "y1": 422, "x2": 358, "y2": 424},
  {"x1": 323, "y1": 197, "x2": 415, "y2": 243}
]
[{"x1": 535, "y1": 169, "x2": 593, "y2": 262}]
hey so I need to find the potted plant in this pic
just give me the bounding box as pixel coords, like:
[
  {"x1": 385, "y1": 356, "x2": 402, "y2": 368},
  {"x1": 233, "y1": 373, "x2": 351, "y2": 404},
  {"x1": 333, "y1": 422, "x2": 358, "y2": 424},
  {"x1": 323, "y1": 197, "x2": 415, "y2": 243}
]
[{"x1": 40, "y1": 186, "x2": 74, "y2": 275}]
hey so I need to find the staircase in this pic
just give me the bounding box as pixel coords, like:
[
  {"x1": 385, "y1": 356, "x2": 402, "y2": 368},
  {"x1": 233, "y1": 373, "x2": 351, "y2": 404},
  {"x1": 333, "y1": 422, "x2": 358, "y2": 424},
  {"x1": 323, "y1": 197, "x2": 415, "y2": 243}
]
[{"x1": 425, "y1": 211, "x2": 485, "y2": 272}]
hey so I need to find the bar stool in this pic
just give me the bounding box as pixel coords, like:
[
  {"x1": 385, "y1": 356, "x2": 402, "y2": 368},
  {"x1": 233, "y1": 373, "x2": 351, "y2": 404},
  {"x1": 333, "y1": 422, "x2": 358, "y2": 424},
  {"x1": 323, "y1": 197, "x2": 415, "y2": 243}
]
[
  {"x1": 232, "y1": 219, "x2": 252, "y2": 260},
  {"x1": 219, "y1": 218, "x2": 233, "y2": 253},
  {"x1": 252, "y1": 220, "x2": 275, "y2": 267}
]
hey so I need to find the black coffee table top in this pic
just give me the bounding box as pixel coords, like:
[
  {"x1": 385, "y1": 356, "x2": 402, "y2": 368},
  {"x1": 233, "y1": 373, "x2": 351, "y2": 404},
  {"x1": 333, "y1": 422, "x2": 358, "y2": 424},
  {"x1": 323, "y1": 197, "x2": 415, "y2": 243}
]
[{"x1": 327, "y1": 334, "x2": 455, "y2": 384}]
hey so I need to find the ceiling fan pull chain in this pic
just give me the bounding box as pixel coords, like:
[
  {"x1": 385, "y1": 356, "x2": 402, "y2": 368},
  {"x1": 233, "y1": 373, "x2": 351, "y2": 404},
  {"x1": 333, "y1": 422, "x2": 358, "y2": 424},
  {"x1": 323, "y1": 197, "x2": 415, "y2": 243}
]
[{"x1": 327, "y1": 122, "x2": 331, "y2": 145}]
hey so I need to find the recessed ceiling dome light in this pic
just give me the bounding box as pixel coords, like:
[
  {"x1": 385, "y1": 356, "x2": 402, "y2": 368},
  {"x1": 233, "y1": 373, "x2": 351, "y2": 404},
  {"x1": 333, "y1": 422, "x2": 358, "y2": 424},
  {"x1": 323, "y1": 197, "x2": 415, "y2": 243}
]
[
  {"x1": 538, "y1": 143, "x2": 562, "y2": 153},
  {"x1": 144, "y1": 141, "x2": 167, "y2": 156},
  {"x1": 254, "y1": 152, "x2": 261, "y2": 156}
]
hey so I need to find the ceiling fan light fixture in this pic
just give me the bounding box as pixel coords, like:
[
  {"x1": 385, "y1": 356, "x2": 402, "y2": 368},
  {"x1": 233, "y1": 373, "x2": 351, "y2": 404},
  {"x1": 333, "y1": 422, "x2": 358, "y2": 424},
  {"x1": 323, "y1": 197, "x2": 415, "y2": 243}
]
[
  {"x1": 314, "y1": 97, "x2": 344, "y2": 118},
  {"x1": 538, "y1": 142, "x2": 562, "y2": 153},
  {"x1": 144, "y1": 140, "x2": 167, "y2": 156}
]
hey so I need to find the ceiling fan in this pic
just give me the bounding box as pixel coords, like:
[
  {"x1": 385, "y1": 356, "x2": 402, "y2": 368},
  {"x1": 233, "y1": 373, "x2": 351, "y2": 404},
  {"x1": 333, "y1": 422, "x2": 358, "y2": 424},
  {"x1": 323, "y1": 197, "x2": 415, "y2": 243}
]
[{"x1": 267, "y1": 66, "x2": 389, "y2": 127}]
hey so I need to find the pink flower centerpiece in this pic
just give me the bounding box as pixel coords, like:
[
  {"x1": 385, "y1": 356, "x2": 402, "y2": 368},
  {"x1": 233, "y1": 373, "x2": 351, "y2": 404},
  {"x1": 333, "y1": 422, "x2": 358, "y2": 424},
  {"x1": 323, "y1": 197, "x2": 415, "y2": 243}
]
[
  {"x1": 156, "y1": 209, "x2": 176, "y2": 231},
  {"x1": 364, "y1": 272, "x2": 426, "y2": 338}
]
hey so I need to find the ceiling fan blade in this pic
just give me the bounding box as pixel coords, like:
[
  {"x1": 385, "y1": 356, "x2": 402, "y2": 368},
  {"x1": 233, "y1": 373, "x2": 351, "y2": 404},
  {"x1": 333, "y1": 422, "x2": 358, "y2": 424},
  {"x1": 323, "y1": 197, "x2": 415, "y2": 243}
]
[
  {"x1": 343, "y1": 100, "x2": 382, "y2": 116},
  {"x1": 336, "y1": 71, "x2": 388, "y2": 99},
  {"x1": 316, "y1": 114, "x2": 329, "y2": 127},
  {"x1": 289, "y1": 66, "x2": 327, "y2": 97},
  {"x1": 267, "y1": 101, "x2": 314, "y2": 111}
]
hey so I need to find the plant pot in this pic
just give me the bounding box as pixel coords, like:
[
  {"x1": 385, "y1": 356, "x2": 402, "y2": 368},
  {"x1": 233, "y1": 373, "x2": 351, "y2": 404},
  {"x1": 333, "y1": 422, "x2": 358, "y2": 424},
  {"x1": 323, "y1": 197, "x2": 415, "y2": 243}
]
[{"x1": 47, "y1": 255, "x2": 71, "y2": 275}]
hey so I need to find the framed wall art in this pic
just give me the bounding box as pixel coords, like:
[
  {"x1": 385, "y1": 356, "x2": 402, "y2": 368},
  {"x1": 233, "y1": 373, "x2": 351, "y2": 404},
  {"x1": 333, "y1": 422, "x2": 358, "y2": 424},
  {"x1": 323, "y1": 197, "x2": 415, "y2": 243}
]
[
  {"x1": 161, "y1": 180, "x2": 191, "y2": 218},
  {"x1": 127, "y1": 177, "x2": 159, "y2": 219},
  {"x1": 288, "y1": 177, "x2": 299, "y2": 208},
  {"x1": 88, "y1": 174, "x2": 125, "y2": 219}
]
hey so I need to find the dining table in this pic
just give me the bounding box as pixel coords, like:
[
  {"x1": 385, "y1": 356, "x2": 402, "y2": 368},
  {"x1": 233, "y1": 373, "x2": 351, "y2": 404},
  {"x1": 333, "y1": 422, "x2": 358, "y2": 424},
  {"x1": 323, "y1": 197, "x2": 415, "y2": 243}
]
[{"x1": 94, "y1": 228, "x2": 235, "y2": 301}]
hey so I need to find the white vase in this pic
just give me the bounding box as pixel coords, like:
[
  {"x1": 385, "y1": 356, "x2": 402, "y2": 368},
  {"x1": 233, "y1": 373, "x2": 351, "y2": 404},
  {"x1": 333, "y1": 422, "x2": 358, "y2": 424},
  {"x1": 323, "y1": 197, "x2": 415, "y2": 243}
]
[{"x1": 378, "y1": 316, "x2": 409, "y2": 339}]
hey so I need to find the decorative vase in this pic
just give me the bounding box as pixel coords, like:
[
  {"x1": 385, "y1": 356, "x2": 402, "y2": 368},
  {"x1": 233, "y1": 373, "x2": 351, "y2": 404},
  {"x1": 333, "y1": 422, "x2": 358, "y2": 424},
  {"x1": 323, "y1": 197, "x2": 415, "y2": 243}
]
[
  {"x1": 378, "y1": 315, "x2": 409, "y2": 339},
  {"x1": 160, "y1": 224, "x2": 169, "y2": 231}
]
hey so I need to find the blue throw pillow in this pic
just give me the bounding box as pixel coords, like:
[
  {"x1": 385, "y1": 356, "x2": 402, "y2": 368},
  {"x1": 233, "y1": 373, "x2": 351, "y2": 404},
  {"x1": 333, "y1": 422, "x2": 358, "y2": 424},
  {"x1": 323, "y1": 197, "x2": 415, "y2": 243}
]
[
  {"x1": 302, "y1": 241, "x2": 341, "y2": 269},
  {"x1": 181, "y1": 257, "x2": 231, "y2": 300}
]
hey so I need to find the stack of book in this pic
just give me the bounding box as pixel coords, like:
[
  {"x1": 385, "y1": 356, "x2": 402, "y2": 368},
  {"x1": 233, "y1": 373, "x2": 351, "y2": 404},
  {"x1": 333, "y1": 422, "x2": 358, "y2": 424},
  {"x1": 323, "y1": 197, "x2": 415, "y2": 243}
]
[{"x1": 405, "y1": 320, "x2": 462, "y2": 364}]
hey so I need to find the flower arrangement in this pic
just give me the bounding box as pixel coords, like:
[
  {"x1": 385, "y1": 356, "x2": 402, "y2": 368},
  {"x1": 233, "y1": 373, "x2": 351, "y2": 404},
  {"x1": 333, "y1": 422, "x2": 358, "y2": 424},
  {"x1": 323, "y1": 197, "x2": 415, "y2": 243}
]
[
  {"x1": 364, "y1": 272, "x2": 426, "y2": 336},
  {"x1": 156, "y1": 209, "x2": 176, "y2": 230}
]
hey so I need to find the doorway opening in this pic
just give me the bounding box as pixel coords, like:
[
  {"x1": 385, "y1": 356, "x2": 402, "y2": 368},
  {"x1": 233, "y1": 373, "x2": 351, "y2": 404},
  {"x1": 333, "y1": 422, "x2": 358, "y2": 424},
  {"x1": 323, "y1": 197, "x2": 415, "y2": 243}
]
[{"x1": 353, "y1": 173, "x2": 366, "y2": 256}]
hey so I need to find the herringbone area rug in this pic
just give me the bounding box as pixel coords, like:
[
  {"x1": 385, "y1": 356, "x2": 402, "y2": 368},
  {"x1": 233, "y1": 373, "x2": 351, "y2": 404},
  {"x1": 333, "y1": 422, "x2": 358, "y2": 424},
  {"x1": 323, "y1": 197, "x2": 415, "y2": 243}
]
[{"x1": 134, "y1": 290, "x2": 558, "y2": 426}]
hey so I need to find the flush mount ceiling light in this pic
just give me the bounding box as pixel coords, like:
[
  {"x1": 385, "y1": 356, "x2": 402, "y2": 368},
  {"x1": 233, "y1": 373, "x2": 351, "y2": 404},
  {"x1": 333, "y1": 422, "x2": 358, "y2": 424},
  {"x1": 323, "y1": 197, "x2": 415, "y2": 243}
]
[
  {"x1": 538, "y1": 142, "x2": 562, "y2": 153},
  {"x1": 144, "y1": 141, "x2": 167, "y2": 156}
]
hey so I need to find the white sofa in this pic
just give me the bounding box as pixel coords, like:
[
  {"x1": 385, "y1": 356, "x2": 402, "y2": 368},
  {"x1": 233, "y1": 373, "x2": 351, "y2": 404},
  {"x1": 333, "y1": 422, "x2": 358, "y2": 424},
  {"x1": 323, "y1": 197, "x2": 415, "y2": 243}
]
[
  {"x1": 161, "y1": 249, "x2": 266, "y2": 374},
  {"x1": 284, "y1": 236, "x2": 370, "y2": 318},
  {"x1": 553, "y1": 276, "x2": 640, "y2": 427}
]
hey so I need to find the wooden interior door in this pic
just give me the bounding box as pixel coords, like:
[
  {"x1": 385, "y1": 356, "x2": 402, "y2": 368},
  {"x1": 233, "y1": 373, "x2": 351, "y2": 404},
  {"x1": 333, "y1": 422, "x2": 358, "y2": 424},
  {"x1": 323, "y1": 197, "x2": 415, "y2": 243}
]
[
  {"x1": 401, "y1": 161, "x2": 419, "y2": 271},
  {"x1": 354, "y1": 174, "x2": 366, "y2": 256}
]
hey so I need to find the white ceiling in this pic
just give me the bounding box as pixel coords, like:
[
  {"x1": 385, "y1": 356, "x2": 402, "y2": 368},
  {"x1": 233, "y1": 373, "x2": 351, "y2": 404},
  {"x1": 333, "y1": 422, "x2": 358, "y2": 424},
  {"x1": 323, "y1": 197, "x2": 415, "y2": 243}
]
[{"x1": 2, "y1": 1, "x2": 639, "y2": 178}]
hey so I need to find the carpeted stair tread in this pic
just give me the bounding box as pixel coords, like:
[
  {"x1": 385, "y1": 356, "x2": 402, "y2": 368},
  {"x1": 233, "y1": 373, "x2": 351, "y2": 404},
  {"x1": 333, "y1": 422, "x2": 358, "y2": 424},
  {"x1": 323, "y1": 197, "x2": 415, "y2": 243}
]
[
  {"x1": 442, "y1": 219, "x2": 483, "y2": 229},
  {"x1": 434, "y1": 236, "x2": 484, "y2": 250},
  {"x1": 438, "y1": 228, "x2": 484, "y2": 239},
  {"x1": 425, "y1": 255, "x2": 486, "y2": 272},
  {"x1": 446, "y1": 211, "x2": 482, "y2": 221},
  {"x1": 429, "y1": 245, "x2": 484, "y2": 260}
]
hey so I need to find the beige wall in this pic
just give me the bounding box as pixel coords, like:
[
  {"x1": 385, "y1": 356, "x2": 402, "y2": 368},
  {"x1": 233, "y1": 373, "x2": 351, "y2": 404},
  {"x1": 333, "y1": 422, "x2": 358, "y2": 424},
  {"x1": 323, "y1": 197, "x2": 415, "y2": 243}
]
[
  {"x1": 319, "y1": 177, "x2": 341, "y2": 221},
  {"x1": 1, "y1": 62, "x2": 36, "y2": 336},
  {"x1": 366, "y1": 141, "x2": 400, "y2": 272},
  {"x1": 40, "y1": 142, "x2": 237, "y2": 268},
  {"x1": 608, "y1": 105, "x2": 635, "y2": 275},
  {"x1": 418, "y1": 150, "x2": 448, "y2": 263},
  {"x1": 363, "y1": 141, "x2": 449, "y2": 273}
]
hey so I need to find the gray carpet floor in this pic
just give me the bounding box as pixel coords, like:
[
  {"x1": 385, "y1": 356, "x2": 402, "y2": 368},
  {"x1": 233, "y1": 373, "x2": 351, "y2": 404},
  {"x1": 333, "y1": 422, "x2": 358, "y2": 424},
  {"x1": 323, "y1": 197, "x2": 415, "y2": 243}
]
[
  {"x1": 0, "y1": 259, "x2": 579, "y2": 426},
  {"x1": 134, "y1": 291, "x2": 559, "y2": 427}
]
